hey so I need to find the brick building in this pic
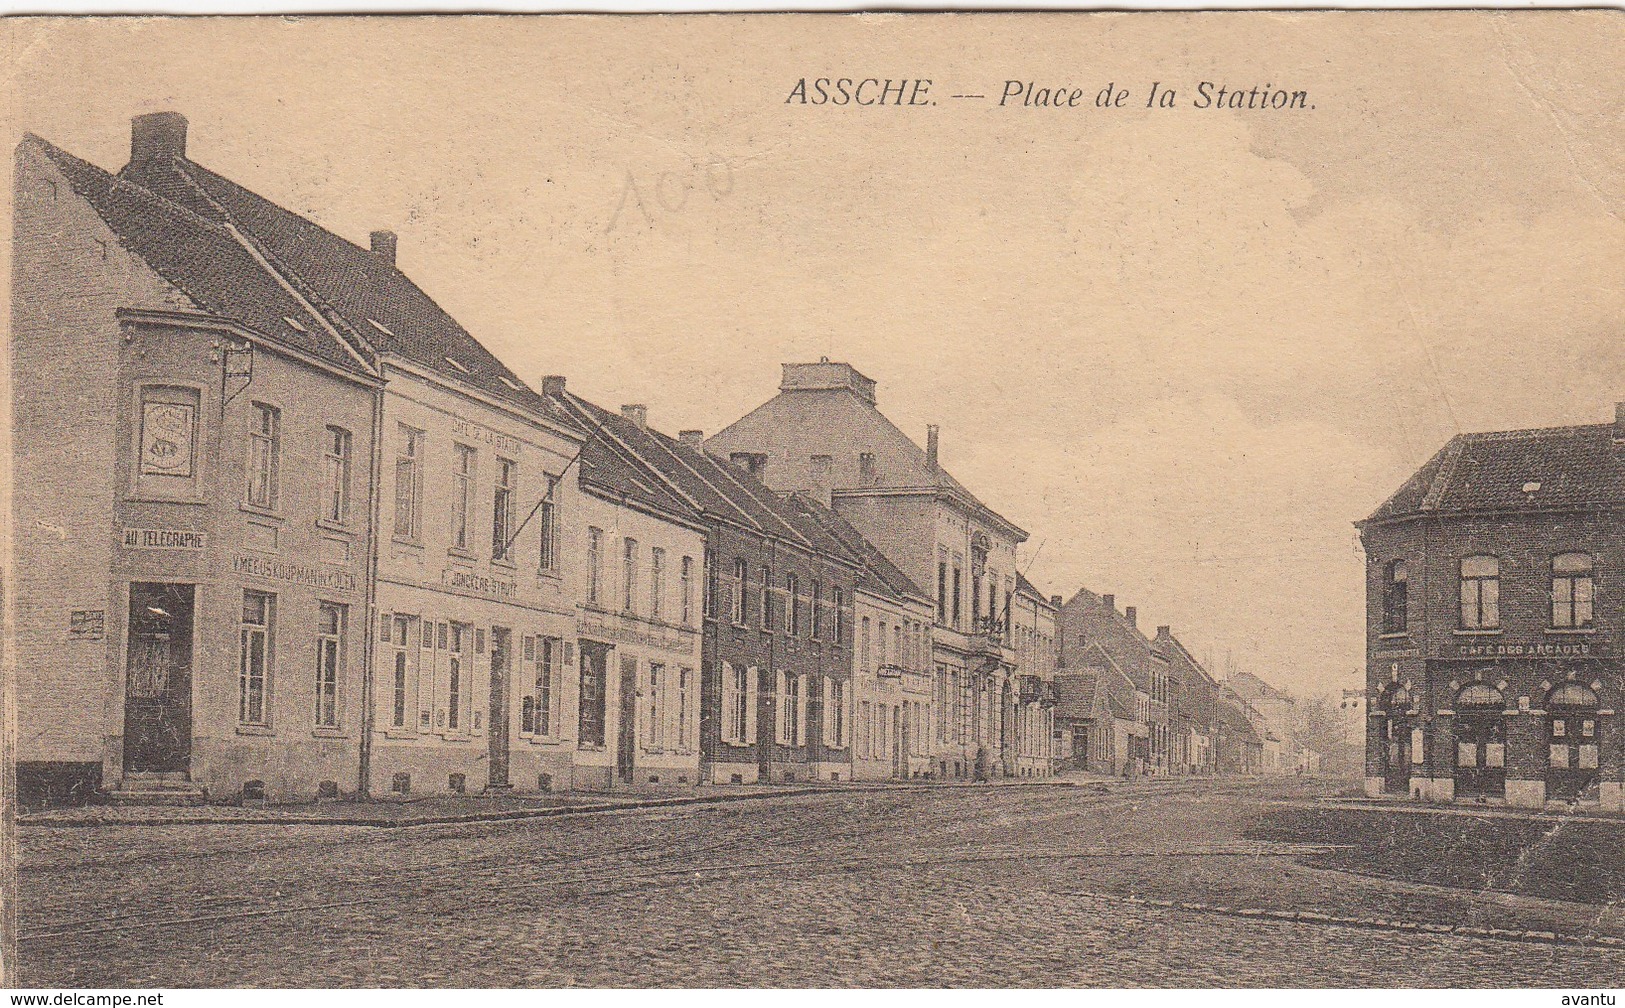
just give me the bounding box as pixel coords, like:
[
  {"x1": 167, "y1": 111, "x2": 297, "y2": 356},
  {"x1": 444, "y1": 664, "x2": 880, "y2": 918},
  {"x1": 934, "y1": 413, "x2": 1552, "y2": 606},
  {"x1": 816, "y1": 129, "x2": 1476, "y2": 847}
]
[
  {"x1": 1358, "y1": 409, "x2": 1625, "y2": 811},
  {"x1": 14, "y1": 123, "x2": 380, "y2": 804},
  {"x1": 546, "y1": 392, "x2": 863, "y2": 785},
  {"x1": 1153, "y1": 626, "x2": 1221, "y2": 775},
  {"x1": 1058, "y1": 589, "x2": 1171, "y2": 774}
]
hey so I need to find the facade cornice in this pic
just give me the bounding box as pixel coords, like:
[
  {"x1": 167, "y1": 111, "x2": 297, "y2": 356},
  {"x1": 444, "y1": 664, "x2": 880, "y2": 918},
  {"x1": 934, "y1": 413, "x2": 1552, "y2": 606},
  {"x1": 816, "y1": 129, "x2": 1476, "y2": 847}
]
[{"x1": 115, "y1": 307, "x2": 385, "y2": 389}]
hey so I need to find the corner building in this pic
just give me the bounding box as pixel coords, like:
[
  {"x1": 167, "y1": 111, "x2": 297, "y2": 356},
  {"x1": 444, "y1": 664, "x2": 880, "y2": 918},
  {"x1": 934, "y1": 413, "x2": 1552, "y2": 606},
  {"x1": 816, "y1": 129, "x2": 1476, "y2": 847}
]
[{"x1": 1359, "y1": 409, "x2": 1625, "y2": 811}]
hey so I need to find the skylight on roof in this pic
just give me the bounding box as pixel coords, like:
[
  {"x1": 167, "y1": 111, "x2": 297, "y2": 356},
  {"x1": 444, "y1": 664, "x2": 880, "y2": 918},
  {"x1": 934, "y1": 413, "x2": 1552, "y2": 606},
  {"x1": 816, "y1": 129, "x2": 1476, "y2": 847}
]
[
  {"x1": 1523, "y1": 481, "x2": 1542, "y2": 493},
  {"x1": 500, "y1": 377, "x2": 525, "y2": 392},
  {"x1": 367, "y1": 318, "x2": 394, "y2": 337},
  {"x1": 283, "y1": 316, "x2": 307, "y2": 333},
  {"x1": 444, "y1": 357, "x2": 470, "y2": 374}
]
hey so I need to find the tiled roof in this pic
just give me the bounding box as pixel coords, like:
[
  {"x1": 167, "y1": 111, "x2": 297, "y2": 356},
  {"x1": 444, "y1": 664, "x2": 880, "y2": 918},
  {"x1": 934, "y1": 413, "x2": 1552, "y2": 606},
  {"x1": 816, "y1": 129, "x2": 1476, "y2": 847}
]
[
  {"x1": 26, "y1": 136, "x2": 368, "y2": 375},
  {"x1": 1053, "y1": 671, "x2": 1098, "y2": 719},
  {"x1": 1366, "y1": 423, "x2": 1625, "y2": 522},
  {"x1": 1014, "y1": 571, "x2": 1051, "y2": 603},
  {"x1": 119, "y1": 153, "x2": 557, "y2": 417},
  {"x1": 1218, "y1": 699, "x2": 1263, "y2": 744},
  {"x1": 783, "y1": 495, "x2": 926, "y2": 604}
]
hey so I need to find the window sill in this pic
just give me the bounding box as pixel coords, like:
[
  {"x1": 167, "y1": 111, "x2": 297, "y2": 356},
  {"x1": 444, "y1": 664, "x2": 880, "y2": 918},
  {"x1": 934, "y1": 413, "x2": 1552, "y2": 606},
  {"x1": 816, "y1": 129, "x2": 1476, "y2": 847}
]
[
  {"x1": 235, "y1": 724, "x2": 274, "y2": 736},
  {"x1": 446, "y1": 548, "x2": 478, "y2": 565},
  {"x1": 392, "y1": 535, "x2": 424, "y2": 550},
  {"x1": 239, "y1": 503, "x2": 284, "y2": 521},
  {"x1": 380, "y1": 729, "x2": 417, "y2": 741},
  {"x1": 491, "y1": 558, "x2": 518, "y2": 572},
  {"x1": 1453, "y1": 628, "x2": 1503, "y2": 636},
  {"x1": 520, "y1": 733, "x2": 564, "y2": 745},
  {"x1": 312, "y1": 728, "x2": 349, "y2": 739},
  {"x1": 124, "y1": 494, "x2": 207, "y2": 507},
  {"x1": 1545, "y1": 627, "x2": 1596, "y2": 635},
  {"x1": 316, "y1": 518, "x2": 353, "y2": 536},
  {"x1": 436, "y1": 733, "x2": 473, "y2": 743},
  {"x1": 537, "y1": 568, "x2": 562, "y2": 582},
  {"x1": 577, "y1": 743, "x2": 606, "y2": 752},
  {"x1": 1377, "y1": 632, "x2": 1409, "y2": 640}
]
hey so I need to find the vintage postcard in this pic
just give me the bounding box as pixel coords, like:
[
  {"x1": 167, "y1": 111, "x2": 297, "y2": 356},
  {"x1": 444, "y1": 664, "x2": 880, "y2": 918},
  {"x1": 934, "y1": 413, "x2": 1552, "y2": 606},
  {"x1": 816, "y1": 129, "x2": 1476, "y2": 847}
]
[{"x1": 1, "y1": 10, "x2": 1622, "y2": 992}]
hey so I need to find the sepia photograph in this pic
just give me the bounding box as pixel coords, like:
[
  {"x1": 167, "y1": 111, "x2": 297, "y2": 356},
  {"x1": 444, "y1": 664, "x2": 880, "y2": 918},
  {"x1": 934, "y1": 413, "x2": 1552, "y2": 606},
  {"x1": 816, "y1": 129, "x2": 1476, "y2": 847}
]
[{"x1": 1, "y1": 9, "x2": 1622, "y2": 992}]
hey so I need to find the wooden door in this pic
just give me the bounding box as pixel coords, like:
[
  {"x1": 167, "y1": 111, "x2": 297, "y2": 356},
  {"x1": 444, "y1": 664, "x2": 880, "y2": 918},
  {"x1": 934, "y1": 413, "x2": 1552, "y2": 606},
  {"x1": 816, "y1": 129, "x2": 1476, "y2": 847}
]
[
  {"x1": 123, "y1": 583, "x2": 194, "y2": 774},
  {"x1": 487, "y1": 628, "x2": 511, "y2": 790}
]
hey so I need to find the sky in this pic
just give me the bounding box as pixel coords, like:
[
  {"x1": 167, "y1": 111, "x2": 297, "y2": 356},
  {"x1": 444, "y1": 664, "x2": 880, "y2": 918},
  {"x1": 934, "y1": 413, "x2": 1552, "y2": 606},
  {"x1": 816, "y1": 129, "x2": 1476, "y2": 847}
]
[{"x1": 6, "y1": 13, "x2": 1622, "y2": 699}]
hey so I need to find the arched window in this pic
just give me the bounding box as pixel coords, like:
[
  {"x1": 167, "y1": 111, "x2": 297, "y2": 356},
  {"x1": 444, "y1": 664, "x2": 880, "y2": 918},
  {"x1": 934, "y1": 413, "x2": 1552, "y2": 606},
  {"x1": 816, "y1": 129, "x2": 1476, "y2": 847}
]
[
  {"x1": 1551, "y1": 553, "x2": 1594, "y2": 629},
  {"x1": 1548, "y1": 682, "x2": 1598, "y2": 708},
  {"x1": 1457, "y1": 683, "x2": 1504, "y2": 708},
  {"x1": 1459, "y1": 555, "x2": 1500, "y2": 629},
  {"x1": 1383, "y1": 560, "x2": 1409, "y2": 634}
]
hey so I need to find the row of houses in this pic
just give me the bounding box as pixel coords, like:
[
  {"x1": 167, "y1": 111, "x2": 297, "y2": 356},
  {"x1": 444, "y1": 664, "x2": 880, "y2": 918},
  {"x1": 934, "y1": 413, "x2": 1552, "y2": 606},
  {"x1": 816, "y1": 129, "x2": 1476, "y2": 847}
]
[
  {"x1": 13, "y1": 113, "x2": 1076, "y2": 805},
  {"x1": 1048, "y1": 589, "x2": 1275, "y2": 777}
]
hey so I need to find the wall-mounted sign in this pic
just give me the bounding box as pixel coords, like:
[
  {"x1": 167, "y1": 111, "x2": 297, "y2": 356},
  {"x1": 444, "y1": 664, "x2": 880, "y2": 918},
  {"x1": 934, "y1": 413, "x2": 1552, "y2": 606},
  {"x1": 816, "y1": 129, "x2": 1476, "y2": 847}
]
[
  {"x1": 1456, "y1": 642, "x2": 1597, "y2": 659},
  {"x1": 442, "y1": 568, "x2": 516, "y2": 600},
  {"x1": 69, "y1": 610, "x2": 105, "y2": 639},
  {"x1": 140, "y1": 401, "x2": 196, "y2": 477},
  {"x1": 452, "y1": 418, "x2": 522, "y2": 456},
  {"x1": 233, "y1": 554, "x2": 356, "y2": 593},
  {"x1": 122, "y1": 526, "x2": 206, "y2": 550},
  {"x1": 577, "y1": 615, "x2": 696, "y2": 654}
]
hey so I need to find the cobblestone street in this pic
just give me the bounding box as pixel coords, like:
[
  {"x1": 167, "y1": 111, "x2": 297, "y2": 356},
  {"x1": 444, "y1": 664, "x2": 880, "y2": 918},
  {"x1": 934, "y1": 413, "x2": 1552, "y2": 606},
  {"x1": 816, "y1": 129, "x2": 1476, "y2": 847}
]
[{"x1": 14, "y1": 778, "x2": 1624, "y2": 987}]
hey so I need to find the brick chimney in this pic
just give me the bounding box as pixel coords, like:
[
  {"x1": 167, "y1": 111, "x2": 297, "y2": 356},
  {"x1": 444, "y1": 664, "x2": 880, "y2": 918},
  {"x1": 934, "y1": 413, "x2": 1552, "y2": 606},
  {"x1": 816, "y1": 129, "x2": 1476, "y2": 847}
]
[
  {"x1": 1615, "y1": 401, "x2": 1625, "y2": 442},
  {"x1": 620, "y1": 404, "x2": 647, "y2": 430},
  {"x1": 541, "y1": 375, "x2": 566, "y2": 397},
  {"x1": 779, "y1": 359, "x2": 877, "y2": 404},
  {"x1": 1156, "y1": 625, "x2": 1171, "y2": 638},
  {"x1": 1125, "y1": 606, "x2": 1137, "y2": 628},
  {"x1": 1102, "y1": 594, "x2": 1115, "y2": 612},
  {"x1": 370, "y1": 230, "x2": 397, "y2": 264},
  {"x1": 679, "y1": 430, "x2": 703, "y2": 447},
  {"x1": 1051, "y1": 595, "x2": 1063, "y2": 609},
  {"x1": 926, "y1": 424, "x2": 940, "y2": 472},
  {"x1": 131, "y1": 112, "x2": 187, "y2": 163}
]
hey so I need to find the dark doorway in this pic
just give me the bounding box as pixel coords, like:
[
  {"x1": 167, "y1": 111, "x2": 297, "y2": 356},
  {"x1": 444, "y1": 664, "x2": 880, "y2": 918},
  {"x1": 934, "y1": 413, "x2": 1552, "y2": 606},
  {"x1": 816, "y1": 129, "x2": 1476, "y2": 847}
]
[
  {"x1": 577, "y1": 641, "x2": 609, "y2": 747},
  {"x1": 487, "y1": 627, "x2": 511, "y2": 791},
  {"x1": 123, "y1": 583, "x2": 194, "y2": 774},
  {"x1": 1453, "y1": 713, "x2": 1506, "y2": 798},
  {"x1": 1383, "y1": 719, "x2": 1411, "y2": 795},
  {"x1": 617, "y1": 655, "x2": 638, "y2": 784},
  {"x1": 1547, "y1": 710, "x2": 1599, "y2": 800}
]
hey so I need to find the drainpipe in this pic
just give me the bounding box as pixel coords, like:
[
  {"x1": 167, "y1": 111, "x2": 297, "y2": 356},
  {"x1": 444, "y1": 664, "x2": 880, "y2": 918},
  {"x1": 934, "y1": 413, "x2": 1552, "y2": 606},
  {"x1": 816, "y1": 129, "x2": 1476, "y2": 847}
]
[{"x1": 358, "y1": 382, "x2": 385, "y2": 799}]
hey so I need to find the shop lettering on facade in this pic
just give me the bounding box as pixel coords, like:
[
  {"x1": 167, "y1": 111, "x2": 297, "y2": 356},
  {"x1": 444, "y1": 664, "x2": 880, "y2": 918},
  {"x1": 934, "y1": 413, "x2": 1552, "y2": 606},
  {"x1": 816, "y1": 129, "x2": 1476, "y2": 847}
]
[
  {"x1": 122, "y1": 526, "x2": 206, "y2": 550},
  {"x1": 441, "y1": 568, "x2": 516, "y2": 599},
  {"x1": 1455, "y1": 641, "x2": 1595, "y2": 658},
  {"x1": 452, "y1": 418, "x2": 522, "y2": 455},
  {"x1": 233, "y1": 554, "x2": 357, "y2": 593},
  {"x1": 577, "y1": 616, "x2": 696, "y2": 655}
]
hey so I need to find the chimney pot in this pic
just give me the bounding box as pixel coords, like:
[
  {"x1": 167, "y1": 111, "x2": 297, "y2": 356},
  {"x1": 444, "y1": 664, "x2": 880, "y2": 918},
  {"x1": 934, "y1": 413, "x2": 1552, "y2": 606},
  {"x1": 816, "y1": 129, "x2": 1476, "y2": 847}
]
[
  {"x1": 926, "y1": 424, "x2": 940, "y2": 471},
  {"x1": 541, "y1": 375, "x2": 566, "y2": 397},
  {"x1": 679, "y1": 430, "x2": 703, "y2": 447},
  {"x1": 370, "y1": 230, "x2": 398, "y2": 264},
  {"x1": 131, "y1": 111, "x2": 188, "y2": 163},
  {"x1": 1102, "y1": 594, "x2": 1115, "y2": 611},
  {"x1": 1051, "y1": 595, "x2": 1063, "y2": 609},
  {"x1": 620, "y1": 404, "x2": 648, "y2": 430},
  {"x1": 1615, "y1": 401, "x2": 1625, "y2": 437},
  {"x1": 1126, "y1": 606, "x2": 1137, "y2": 627},
  {"x1": 1157, "y1": 625, "x2": 1171, "y2": 637}
]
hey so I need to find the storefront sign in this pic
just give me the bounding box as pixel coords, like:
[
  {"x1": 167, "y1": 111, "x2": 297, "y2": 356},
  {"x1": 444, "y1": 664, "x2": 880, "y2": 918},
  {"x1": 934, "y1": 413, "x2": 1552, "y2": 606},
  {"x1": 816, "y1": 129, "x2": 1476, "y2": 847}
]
[
  {"x1": 139, "y1": 402, "x2": 196, "y2": 477},
  {"x1": 122, "y1": 526, "x2": 206, "y2": 550},
  {"x1": 442, "y1": 568, "x2": 516, "y2": 599},
  {"x1": 577, "y1": 615, "x2": 695, "y2": 654},
  {"x1": 452, "y1": 418, "x2": 522, "y2": 455},
  {"x1": 233, "y1": 554, "x2": 356, "y2": 593},
  {"x1": 1455, "y1": 641, "x2": 1597, "y2": 658},
  {"x1": 69, "y1": 610, "x2": 104, "y2": 639}
]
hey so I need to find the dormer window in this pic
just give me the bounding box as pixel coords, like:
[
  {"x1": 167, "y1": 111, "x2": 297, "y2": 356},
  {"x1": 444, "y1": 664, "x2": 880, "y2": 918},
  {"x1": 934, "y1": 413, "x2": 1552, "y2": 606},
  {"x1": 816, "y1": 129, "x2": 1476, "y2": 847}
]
[{"x1": 444, "y1": 357, "x2": 470, "y2": 375}]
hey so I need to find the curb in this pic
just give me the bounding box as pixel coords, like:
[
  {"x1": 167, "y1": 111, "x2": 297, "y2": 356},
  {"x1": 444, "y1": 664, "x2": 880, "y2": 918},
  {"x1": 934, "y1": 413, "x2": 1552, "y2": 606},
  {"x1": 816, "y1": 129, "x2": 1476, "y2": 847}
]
[{"x1": 19, "y1": 776, "x2": 1089, "y2": 830}]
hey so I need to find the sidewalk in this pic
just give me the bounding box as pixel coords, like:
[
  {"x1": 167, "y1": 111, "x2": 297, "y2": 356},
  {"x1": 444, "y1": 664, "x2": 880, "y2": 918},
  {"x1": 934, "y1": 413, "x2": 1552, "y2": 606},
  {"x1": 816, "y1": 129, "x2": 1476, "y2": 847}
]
[
  {"x1": 1307, "y1": 794, "x2": 1625, "y2": 826},
  {"x1": 18, "y1": 775, "x2": 1089, "y2": 829}
]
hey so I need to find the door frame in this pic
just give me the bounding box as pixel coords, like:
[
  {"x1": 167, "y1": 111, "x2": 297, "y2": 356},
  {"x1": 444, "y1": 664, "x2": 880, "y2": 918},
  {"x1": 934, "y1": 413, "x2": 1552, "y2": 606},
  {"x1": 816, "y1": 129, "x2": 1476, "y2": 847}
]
[
  {"x1": 122, "y1": 581, "x2": 196, "y2": 775},
  {"x1": 616, "y1": 654, "x2": 638, "y2": 784},
  {"x1": 1452, "y1": 709, "x2": 1506, "y2": 798},
  {"x1": 487, "y1": 627, "x2": 512, "y2": 790}
]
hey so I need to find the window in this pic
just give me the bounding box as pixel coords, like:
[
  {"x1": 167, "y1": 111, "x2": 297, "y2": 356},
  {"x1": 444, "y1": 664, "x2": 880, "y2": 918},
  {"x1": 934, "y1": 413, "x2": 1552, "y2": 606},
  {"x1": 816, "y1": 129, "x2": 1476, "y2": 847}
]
[
  {"x1": 1383, "y1": 560, "x2": 1409, "y2": 633},
  {"x1": 587, "y1": 527, "x2": 604, "y2": 603},
  {"x1": 879, "y1": 619, "x2": 889, "y2": 667},
  {"x1": 645, "y1": 663, "x2": 665, "y2": 749},
  {"x1": 650, "y1": 547, "x2": 666, "y2": 619},
  {"x1": 826, "y1": 677, "x2": 846, "y2": 747},
  {"x1": 680, "y1": 556, "x2": 695, "y2": 625},
  {"x1": 521, "y1": 636, "x2": 560, "y2": 736},
  {"x1": 724, "y1": 662, "x2": 752, "y2": 745},
  {"x1": 779, "y1": 672, "x2": 801, "y2": 745},
  {"x1": 972, "y1": 572, "x2": 983, "y2": 622},
  {"x1": 951, "y1": 564, "x2": 963, "y2": 629},
  {"x1": 859, "y1": 700, "x2": 872, "y2": 757},
  {"x1": 537, "y1": 475, "x2": 560, "y2": 572},
  {"x1": 832, "y1": 587, "x2": 845, "y2": 643},
  {"x1": 492, "y1": 458, "x2": 515, "y2": 561},
  {"x1": 937, "y1": 560, "x2": 949, "y2": 624},
  {"x1": 1459, "y1": 555, "x2": 1500, "y2": 629},
  {"x1": 785, "y1": 573, "x2": 800, "y2": 635},
  {"x1": 314, "y1": 602, "x2": 344, "y2": 728},
  {"x1": 323, "y1": 427, "x2": 352, "y2": 525},
  {"x1": 444, "y1": 624, "x2": 467, "y2": 731},
  {"x1": 936, "y1": 666, "x2": 948, "y2": 742},
  {"x1": 239, "y1": 591, "x2": 274, "y2": 725},
  {"x1": 732, "y1": 558, "x2": 748, "y2": 625},
  {"x1": 623, "y1": 539, "x2": 639, "y2": 613},
  {"x1": 705, "y1": 551, "x2": 718, "y2": 619},
  {"x1": 861, "y1": 616, "x2": 872, "y2": 674},
  {"x1": 394, "y1": 425, "x2": 423, "y2": 539},
  {"x1": 137, "y1": 385, "x2": 199, "y2": 487},
  {"x1": 246, "y1": 403, "x2": 280, "y2": 509},
  {"x1": 450, "y1": 445, "x2": 475, "y2": 551},
  {"x1": 1552, "y1": 553, "x2": 1594, "y2": 629},
  {"x1": 811, "y1": 581, "x2": 823, "y2": 640},
  {"x1": 579, "y1": 646, "x2": 606, "y2": 747},
  {"x1": 893, "y1": 624, "x2": 902, "y2": 669},
  {"x1": 390, "y1": 615, "x2": 411, "y2": 729},
  {"x1": 676, "y1": 668, "x2": 692, "y2": 750}
]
